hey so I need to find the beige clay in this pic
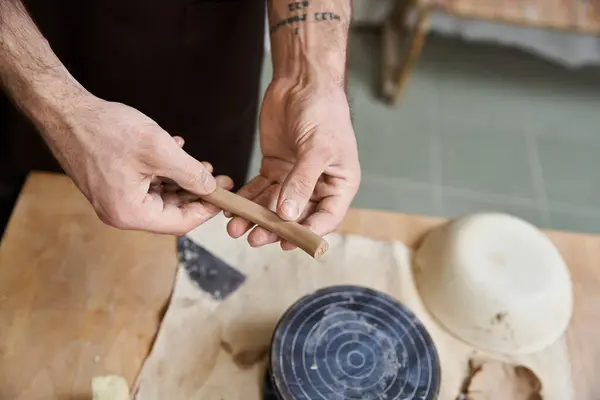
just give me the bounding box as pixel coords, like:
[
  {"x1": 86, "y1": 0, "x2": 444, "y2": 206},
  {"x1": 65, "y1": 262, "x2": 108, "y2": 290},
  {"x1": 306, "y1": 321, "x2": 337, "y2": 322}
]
[
  {"x1": 460, "y1": 358, "x2": 543, "y2": 400},
  {"x1": 92, "y1": 375, "x2": 130, "y2": 400}
]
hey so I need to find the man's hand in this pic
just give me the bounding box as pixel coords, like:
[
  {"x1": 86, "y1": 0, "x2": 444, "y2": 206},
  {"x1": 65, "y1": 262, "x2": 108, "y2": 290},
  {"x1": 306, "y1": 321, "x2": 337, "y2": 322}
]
[
  {"x1": 227, "y1": 79, "x2": 359, "y2": 249},
  {"x1": 0, "y1": 0, "x2": 230, "y2": 235},
  {"x1": 49, "y1": 96, "x2": 233, "y2": 235},
  {"x1": 226, "y1": 0, "x2": 359, "y2": 250}
]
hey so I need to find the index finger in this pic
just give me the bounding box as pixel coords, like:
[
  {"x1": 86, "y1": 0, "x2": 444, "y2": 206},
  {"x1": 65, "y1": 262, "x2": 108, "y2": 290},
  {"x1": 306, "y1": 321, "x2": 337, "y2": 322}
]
[{"x1": 138, "y1": 192, "x2": 221, "y2": 235}]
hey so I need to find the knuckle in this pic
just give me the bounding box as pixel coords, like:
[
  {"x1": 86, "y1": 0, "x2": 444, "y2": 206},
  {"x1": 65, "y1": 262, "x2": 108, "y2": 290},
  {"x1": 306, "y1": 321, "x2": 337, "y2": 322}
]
[
  {"x1": 289, "y1": 176, "x2": 314, "y2": 196},
  {"x1": 143, "y1": 134, "x2": 172, "y2": 167},
  {"x1": 186, "y1": 169, "x2": 212, "y2": 192},
  {"x1": 147, "y1": 131, "x2": 168, "y2": 150},
  {"x1": 317, "y1": 146, "x2": 335, "y2": 161}
]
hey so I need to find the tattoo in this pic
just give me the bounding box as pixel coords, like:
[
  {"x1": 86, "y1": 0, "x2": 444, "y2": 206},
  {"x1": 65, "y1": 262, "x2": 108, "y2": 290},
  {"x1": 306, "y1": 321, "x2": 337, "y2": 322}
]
[
  {"x1": 269, "y1": 1, "x2": 343, "y2": 35},
  {"x1": 288, "y1": 1, "x2": 309, "y2": 11},
  {"x1": 270, "y1": 13, "x2": 307, "y2": 34},
  {"x1": 314, "y1": 12, "x2": 341, "y2": 21}
]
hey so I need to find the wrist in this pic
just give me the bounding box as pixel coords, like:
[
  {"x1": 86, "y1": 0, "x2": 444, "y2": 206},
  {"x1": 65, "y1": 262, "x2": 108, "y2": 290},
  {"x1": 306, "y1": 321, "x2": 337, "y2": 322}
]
[
  {"x1": 271, "y1": 48, "x2": 347, "y2": 90},
  {"x1": 2, "y1": 59, "x2": 92, "y2": 133},
  {"x1": 23, "y1": 71, "x2": 91, "y2": 128},
  {"x1": 270, "y1": 74, "x2": 349, "y2": 109}
]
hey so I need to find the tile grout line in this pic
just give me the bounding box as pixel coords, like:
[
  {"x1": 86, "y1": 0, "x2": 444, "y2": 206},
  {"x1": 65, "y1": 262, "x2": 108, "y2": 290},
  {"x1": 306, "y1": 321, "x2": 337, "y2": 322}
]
[
  {"x1": 523, "y1": 98, "x2": 550, "y2": 226},
  {"x1": 431, "y1": 71, "x2": 445, "y2": 216},
  {"x1": 431, "y1": 137, "x2": 444, "y2": 216},
  {"x1": 442, "y1": 186, "x2": 537, "y2": 206},
  {"x1": 361, "y1": 172, "x2": 600, "y2": 219},
  {"x1": 362, "y1": 172, "x2": 538, "y2": 206}
]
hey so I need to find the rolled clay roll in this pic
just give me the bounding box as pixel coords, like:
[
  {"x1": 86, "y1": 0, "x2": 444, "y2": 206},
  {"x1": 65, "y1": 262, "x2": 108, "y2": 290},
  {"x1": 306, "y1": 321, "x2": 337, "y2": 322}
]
[{"x1": 414, "y1": 213, "x2": 573, "y2": 355}]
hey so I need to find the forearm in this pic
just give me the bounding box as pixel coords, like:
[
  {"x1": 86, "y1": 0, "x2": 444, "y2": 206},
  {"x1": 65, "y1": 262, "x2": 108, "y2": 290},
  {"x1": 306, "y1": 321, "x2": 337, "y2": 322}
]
[
  {"x1": 0, "y1": 0, "x2": 87, "y2": 129},
  {"x1": 267, "y1": 0, "x2": 351, "y2": 89}
]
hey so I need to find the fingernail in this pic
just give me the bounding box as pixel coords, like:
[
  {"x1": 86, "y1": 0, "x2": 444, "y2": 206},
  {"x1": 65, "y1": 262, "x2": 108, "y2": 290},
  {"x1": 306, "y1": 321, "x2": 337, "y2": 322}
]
[
  {"x1": 202, "y1": 162, "x2": 213, "y2": 173},
  {"x1": 216, "y1": 175, "x2": 234, "y2": 189},
  {"x1": 201, "y1": 171, "x2": 217, "y2": 192},
  {"x1": 281, "y1": 199, "x2": 299, "y2": 220},
  {"x1": 174, "y1": 136, "x2": 185, "y2": 147}
]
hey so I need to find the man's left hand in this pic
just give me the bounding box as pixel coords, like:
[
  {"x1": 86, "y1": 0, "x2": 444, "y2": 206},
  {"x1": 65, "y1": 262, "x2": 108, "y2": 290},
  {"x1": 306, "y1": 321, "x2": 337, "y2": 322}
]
[{"x1": 226, "y1": 78, "x2": 361, "y2": 250}]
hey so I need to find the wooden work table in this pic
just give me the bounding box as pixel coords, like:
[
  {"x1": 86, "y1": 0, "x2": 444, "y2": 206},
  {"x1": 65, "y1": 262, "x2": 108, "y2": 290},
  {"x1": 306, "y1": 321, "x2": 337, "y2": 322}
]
[{"x1": 1, "y1": 172, "x2": 599, "y2": 399}]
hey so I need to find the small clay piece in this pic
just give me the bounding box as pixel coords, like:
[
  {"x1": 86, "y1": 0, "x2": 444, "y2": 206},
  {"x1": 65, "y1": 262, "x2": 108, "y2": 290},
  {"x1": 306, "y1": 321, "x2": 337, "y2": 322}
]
[
  {"x1": 414, "y1": 213, "x2": 573, "y2": 355},
  {"x1": 92, "y1": 375, "x2": 130, "y2": 400},
  {"x1": 459, "y1": 358, "x2": 543, "y2": 399},
  {"x1": 269, "y1": 285, "x2": 441, "y2": 400}
]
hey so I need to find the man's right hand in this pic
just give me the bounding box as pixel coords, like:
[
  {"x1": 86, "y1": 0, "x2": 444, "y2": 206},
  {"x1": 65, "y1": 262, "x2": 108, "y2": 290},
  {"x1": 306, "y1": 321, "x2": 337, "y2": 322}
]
[
  {"x1": 46, "y1": 95, "x2": 232, "y2": 235},
  {"x1": 1, "y1": 0, "x2": 230, "y2": 235}
]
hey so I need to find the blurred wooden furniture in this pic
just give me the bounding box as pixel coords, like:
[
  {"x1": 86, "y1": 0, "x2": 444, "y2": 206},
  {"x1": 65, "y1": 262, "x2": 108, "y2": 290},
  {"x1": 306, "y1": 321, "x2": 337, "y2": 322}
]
[
  {"x1": 2, "y1": 172, "x2": 600, "y2": 398},
  {"x1": 381, "y1": 0, "x2": 600, "y2": 103}
]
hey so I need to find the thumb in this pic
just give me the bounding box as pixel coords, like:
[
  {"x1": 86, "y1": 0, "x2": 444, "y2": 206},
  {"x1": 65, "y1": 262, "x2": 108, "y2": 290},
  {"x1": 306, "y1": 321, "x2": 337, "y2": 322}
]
[
  {"x1": 158, "y1": 147, "x2": 217, "y2": 195},
  {"x1": 278, "y1": 153, "x2": 326, "y2": 221}
]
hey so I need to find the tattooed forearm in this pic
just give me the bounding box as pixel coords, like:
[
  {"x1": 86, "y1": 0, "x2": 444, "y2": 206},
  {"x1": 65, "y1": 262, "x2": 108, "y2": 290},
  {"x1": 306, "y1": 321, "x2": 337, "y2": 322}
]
[
  {"x1": 269, "y1": 1, "x2": 344, "y2": 35},
  {"x1": 267, "y1": 0, "x2": 351, "y2": 86},
  {"x1": 270, "y1": 14, "x2": 307, "y2": 35},
  {"x1": 315, "y1": 12, "x2": 341, "y2": 21},
  {"x1": 288, "y1": 0, "x2": 310, "y2": 11}
]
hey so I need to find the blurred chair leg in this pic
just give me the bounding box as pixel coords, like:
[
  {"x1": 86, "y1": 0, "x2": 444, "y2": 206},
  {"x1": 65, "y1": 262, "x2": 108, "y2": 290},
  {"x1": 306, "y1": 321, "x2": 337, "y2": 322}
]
[
  {"x1": 381, "y1": 0, "x2": 430, "y2": 104},
  {"x1": 381, "y1": 1, "x2": 404, "y2": 101}
]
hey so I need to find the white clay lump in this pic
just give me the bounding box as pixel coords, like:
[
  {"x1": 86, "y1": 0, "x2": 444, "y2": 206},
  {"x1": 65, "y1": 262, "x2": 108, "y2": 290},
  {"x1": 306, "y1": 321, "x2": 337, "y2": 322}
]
[
  {"x1": 92, "y1": 375, "x2": 130, "y2": 400},
  {"x1": 414, "y1": 212, "x2": 573, "y2": 355}
]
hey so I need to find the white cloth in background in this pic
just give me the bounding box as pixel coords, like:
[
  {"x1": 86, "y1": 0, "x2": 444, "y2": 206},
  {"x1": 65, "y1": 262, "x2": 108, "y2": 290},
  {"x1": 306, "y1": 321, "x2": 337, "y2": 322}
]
[{"x1": 350, "y1": 0, "x2": 600, "y2": 68}]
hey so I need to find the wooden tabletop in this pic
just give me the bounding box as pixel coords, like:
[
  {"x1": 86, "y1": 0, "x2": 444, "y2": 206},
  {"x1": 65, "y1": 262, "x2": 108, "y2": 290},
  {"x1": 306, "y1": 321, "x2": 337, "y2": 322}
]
[{"x1": 1, "y1": 172, "x2": 599, "y2": 399}]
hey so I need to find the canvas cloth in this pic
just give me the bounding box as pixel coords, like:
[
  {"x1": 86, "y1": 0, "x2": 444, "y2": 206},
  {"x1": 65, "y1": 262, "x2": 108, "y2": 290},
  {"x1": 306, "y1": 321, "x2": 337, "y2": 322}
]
[{"x1": 134, "y1": 214, "x2": 574, "y2": 399}]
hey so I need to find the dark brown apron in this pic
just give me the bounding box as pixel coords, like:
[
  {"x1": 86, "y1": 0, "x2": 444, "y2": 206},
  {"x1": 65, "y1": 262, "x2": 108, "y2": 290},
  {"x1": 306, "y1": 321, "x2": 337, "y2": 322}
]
[{"x1": 0, "y1": 0, "x2": 266, "y2": 189}]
